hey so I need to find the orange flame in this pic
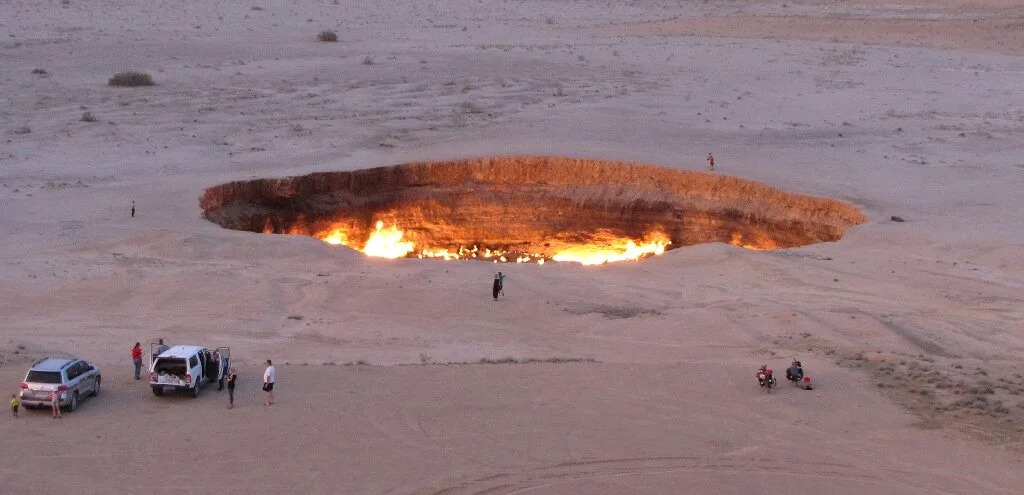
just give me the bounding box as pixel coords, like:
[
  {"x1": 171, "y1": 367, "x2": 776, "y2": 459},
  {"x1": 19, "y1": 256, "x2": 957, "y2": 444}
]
[
  {"x1": 362, "y1": 221, "x2": 415, "y2": 258},
  {"x1": 728, "y1": 233, "x2": 778, "y2": 251},
  {"x1": 551, "y1": 238, "x2": 670, "y2": 265},
  {"x1": 320, "y1": 229, "x2": 349, "y2": 246},
  {"x1": 312, "y1": 220, "x2": 673, "y2": 264}
]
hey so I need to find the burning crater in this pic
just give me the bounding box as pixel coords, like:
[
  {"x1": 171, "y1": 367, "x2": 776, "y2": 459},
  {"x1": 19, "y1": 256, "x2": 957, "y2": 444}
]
[{"x1": 200, "y1": 156, "x2": 866, "y2": 265}]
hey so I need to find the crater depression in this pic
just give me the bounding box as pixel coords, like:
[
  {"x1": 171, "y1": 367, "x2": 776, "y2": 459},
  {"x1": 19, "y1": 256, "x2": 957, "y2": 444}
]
[{"x1": 200, "y1": 156, "x2": 866, "y2": 264}]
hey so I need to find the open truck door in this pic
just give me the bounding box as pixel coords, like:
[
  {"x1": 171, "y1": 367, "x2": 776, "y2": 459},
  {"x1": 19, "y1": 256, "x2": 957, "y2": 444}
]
[
  {"x1": 216, "y1": 346, "x2": 231, "y2": 389},
  {"x1": 149, "y1": 342, "x2": 162, "y2": 368}
]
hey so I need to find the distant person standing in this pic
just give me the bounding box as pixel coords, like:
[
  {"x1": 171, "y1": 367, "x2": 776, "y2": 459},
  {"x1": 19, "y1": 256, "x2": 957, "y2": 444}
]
[
  {"x1": 153, "y1": 338, "x2": 169, "y2": 362},
  {"x1": 707, "y1": 153, "x2": 715, "y2": 171},
  {"x1": 131, "y1": 342, "x2": 143, "y2": 380},
  {"x1": 131, "y1": 201, "x2": 136, "y2": 218},
  {"x1": 10, "y1": 394, "x2": 20, "y2": 417},
  {"x1": 492, "y1": 272, "x2": 505, "y2": 301},
  {"x1": 226, "y1": 368, "x2": 238, "y2": 409},
  {"x1": 263, "y1": 360, "x2": 276, "y2": 406}
]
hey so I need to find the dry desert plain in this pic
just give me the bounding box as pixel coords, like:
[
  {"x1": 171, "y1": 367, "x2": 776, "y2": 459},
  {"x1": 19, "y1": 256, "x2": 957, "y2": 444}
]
[{"x1": 1, "y1": 0, "x2": 1024, "y2": 493}]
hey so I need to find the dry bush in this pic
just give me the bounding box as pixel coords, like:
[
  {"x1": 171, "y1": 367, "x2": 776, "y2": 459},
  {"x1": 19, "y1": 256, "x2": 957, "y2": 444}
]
[
  {"x1": 362, "y1": 56, "x2": 374, "y2": 65},
  {"x1": 31, "y1": 68, "x2": 47, "y2": 75},
  {"x1": 317, "y1": 30, "x2": 338, "y2": 42},
  {"x1": 108, "y1": 71, "x2": 154, "y2": 87},
  {"x1": 80, "y1": 111, "x2": 96, "y2": 122}
]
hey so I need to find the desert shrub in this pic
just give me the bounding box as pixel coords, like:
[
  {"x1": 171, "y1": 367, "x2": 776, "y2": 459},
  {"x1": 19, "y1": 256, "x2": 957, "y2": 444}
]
[
  {"x1": 317, "y1": 30, "x2": 338, "y2": 42},
  {"x1": 80, "y1": 111, "x2": 96, "y2": 122},
  {"x1": 108, "y1": 71, "x2": 154, "y2": 87},
  {"x1": 31, "y1": 68, "x2": 47, "y2": 75},
  {"x1": 362, "y1": 55, "x2": 374, "y2": 65}
]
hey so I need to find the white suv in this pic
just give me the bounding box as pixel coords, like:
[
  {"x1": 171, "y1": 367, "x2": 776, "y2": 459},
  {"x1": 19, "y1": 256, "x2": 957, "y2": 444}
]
[
  {"x1": 19, "y1": 357, "x2": 102, "y2": 412},
  {"x1": 149, "y1": 345, "x2": 229, "y2": 398}
]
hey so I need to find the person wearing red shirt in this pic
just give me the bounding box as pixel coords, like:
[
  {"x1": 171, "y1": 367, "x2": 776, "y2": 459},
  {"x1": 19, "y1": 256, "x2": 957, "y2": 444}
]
[{"x1": 131, "y1": 342, "x2": 143, "y2": 380}]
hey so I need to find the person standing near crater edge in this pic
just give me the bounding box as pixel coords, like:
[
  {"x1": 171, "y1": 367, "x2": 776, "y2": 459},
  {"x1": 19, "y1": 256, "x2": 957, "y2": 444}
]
[{"x1": 492, "y1": 272, "x2": 505, "y2": 301}]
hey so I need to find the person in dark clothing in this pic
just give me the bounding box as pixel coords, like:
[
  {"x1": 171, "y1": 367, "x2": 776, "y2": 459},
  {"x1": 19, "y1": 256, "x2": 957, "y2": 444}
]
[
  {"x1": 226, "y1": 368, "x2": 237, "y2": 409},
  {"x1": 492, "y1": 272, "x2": 505, "y2": 301},
  {"x1": 786, "y1": 360, "x2": 804, "y2": 382}
]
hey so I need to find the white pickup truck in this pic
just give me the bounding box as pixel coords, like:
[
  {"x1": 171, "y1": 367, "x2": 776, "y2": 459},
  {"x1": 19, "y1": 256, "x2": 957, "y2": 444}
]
[{"x1": 149, "y1": 345, "x2": 230, "y2": 398}]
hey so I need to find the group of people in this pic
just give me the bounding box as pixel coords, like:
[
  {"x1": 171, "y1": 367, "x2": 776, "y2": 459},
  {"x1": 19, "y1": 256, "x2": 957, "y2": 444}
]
[{"x1": 134, "y1": 340, "x2": 276, "y2": 409}]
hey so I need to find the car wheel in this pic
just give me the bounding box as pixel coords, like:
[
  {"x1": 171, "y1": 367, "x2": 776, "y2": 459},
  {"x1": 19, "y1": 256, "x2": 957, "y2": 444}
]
[
  {"x1": 191, "y1": 385, "x2": 200, "y2": 398},
  {"x1": 152, "y1": 387, "x2": 163, "y2": 396},
  {"x1": 68, "y1": 392, "x2": 79, "y2": 412},
  {"x1": 92, "y1": 378, "x2": 101, "y2": 397}
]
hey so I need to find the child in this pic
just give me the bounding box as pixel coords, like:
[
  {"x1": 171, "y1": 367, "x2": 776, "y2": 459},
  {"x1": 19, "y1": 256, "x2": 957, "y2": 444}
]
[
  {"x1": 50, "y1": 390, "x2": 61, "y2": 419},
  {"x1": 10, "y1": 394, "x2": 19, "y2": 417}
]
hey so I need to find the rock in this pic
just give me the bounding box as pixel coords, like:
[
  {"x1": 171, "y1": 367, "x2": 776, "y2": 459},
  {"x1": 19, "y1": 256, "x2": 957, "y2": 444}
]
[{"x1": 890, "y1": 216, "x2": 905, "y2": 222}]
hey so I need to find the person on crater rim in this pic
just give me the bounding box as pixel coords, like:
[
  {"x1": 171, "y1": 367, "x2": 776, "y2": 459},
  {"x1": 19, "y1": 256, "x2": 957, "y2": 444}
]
[{"x1": 492, "y1": 272, "x2": 505, "y2": 301}]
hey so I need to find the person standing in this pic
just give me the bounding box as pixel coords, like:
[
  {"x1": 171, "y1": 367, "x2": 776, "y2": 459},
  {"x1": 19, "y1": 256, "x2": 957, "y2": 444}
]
[
  {"x1": 263, "y1": 360, "x2": 276, "y2": 406},
  {"x1": 492, "y1": 272, "x2": 505, "y2": 301},
  {"x1": 226, "y1": 368, "x2": 238, "y2": 409},
  {"x1": 10, "y1": 394, "x2": 20, "y2": 417},
  {"x1": 50, "y1": 389, "x2": 61, "y2": 419},
  {"x1": 131, "y1": 342, "x2": 143, "y2": 380},
  {"x1": 707, "y1": 153, "x2": 715, "y2": 171},
  {"x1": 212, "y1": 350, "x2": 223, "y2": 391},
  {"x1": 153, "y1": 338, "x2": 169, "y2": 362},
  {"x1": 131, "y1": 201, "x2": 136, "y2": 218}
]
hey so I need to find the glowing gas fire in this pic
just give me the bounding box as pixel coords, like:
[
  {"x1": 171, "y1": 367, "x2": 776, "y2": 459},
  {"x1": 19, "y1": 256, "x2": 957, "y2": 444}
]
[
  {"x1": 312, "y1": 221, "x2": 673, "y2": 264},
  {"x1": 728, "y1": 233, "x2": 778, "y2": 251},
  {"x1": 551, "y1": 238, "x2": 670, "y2": 266},
  {"x1": 323, "y1": 220, "x2": 415, "y2": 259}
]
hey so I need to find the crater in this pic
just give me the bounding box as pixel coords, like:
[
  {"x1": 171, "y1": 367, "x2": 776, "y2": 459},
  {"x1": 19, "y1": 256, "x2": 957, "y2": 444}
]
[{"x1": 200, "y1": 156, "x2": 866, "y2": 264}]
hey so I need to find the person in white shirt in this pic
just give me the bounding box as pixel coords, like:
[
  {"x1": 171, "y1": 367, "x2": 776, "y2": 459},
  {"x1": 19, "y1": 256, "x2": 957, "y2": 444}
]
[{"x1": 263, "y1": 359, "x2": 276, "y2": 406}]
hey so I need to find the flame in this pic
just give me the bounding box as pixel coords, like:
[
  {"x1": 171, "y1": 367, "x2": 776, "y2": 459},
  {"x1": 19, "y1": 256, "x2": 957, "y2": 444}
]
[
  {"x1": 320, "y1": 228, "x2": 349, "y2": 246},
  {"x1": 361, "y1": 220, "x2": 415, "y2": 258},
  {"x1": 728, "y1": 233, "x2": 778, "y2": 251},
  {"x1": 312, "y1": 219, "x2": 674, "y2": 264},
  {"x1": 551, "y1": 238, "x2": 670, "y2": 266}
]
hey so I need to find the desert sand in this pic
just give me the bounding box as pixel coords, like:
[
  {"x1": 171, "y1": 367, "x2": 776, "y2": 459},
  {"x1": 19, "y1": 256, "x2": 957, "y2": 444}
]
[{"x1": 1, "y1": 0, "x2": 1023, "y2": 493}]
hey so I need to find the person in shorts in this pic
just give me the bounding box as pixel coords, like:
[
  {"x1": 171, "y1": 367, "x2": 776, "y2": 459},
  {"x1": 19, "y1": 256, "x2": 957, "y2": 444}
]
[{"x1": 263, "y1": 360, "x2": 276, "y2": 406}]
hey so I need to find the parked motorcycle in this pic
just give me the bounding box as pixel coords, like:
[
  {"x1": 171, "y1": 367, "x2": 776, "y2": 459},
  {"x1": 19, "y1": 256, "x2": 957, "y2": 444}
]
[{"x1": 756, "y1": 365, "x2": 776, "y2": 393}]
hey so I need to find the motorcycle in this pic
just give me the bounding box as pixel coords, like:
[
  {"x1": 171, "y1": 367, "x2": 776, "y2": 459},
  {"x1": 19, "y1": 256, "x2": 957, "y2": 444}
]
[{"x1": 756, "y1": 366, "x2": 776, "y2": 393}]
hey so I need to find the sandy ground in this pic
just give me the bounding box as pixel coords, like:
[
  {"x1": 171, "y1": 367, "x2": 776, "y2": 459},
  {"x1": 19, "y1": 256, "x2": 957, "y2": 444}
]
[{"x1": 1, "y1": 0, "x2": 1023, "y2": 493}]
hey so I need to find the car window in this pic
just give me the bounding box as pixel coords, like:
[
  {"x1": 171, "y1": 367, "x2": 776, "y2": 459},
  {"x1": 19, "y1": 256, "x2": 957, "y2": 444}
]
[
  {"x1": 71, "y1": 361, "x2": 89, "y2": 379},
  {"x1": 26, "y1": 370, "x2": 63, "y2": 384},
  {"x1": 189, "y1": 356, "x2": 199, "y2": 368},
  {"x1": 66, "y1": 363, "x2": 80, "y2": 380}
]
